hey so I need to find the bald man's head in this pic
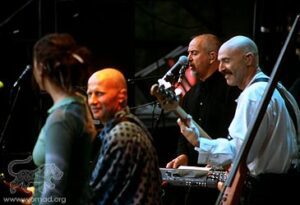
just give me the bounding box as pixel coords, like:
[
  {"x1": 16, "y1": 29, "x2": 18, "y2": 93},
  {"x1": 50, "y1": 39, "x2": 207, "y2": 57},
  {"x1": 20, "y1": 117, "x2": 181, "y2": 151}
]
[
  {"x1": 192, "y1": 34, "x2": 221, "y2": 53},
  {"x1": 88, "y1": 68, "x2": 127, "y2": 91},
  {"x1": 187, "y1": 34, "x2": 221, "y2": 81},
  {"x1": 220, "y1": 35, "x2": 259, "y2": 66},
  {"x1": 218, "y1": 36, "x2": 260, "y2": 89},
  {"x1": 87, "y1": 68, "x2": 128, "y2": 123}
]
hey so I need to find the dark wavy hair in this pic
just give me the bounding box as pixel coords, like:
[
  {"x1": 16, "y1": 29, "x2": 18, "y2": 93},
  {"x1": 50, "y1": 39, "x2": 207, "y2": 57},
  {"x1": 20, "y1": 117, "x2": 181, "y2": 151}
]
[{"x1": 33, "y1": 33, "x2": 93, "y2": 93}]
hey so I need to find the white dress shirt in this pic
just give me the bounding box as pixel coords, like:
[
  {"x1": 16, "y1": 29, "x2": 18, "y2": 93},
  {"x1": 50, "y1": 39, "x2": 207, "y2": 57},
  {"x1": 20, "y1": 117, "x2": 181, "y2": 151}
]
[{"x1": 196, "y1": 71, "x2": 300, "y2": 176}]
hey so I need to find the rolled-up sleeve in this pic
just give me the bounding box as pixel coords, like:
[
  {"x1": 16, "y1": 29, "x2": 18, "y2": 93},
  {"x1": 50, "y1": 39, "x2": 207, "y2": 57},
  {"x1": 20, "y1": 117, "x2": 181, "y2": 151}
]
[{"x1": 196, "y1": 137, "x2": 236, "y2": 166}]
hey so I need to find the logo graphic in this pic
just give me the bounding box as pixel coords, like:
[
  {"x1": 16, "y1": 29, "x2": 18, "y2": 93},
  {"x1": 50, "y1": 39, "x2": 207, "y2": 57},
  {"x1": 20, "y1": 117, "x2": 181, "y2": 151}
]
[{"x1": 7, "y1": 156, "x2": 63, "y2": 194}]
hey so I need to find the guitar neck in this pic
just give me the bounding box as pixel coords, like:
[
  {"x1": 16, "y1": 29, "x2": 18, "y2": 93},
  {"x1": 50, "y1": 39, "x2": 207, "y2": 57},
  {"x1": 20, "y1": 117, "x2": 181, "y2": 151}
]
[
  {"x1": 217, "y1": 163, "x2": 247, "y2": 205},
  {"x1": 175, "y1": 106, "x2": 211, "y2": 139}
]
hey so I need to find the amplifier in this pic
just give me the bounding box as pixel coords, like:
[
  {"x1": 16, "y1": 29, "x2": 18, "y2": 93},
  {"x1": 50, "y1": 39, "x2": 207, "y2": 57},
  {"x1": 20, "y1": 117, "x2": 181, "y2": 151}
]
[{"x1": 160, "y1": 167, "x2": 227, "y2": 189}]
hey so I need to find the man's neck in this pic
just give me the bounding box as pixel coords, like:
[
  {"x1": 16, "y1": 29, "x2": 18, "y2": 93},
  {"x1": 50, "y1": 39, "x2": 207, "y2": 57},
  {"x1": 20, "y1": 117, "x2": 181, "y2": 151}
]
[
  {"x1": 199, "y1": 63, "x2": 219, "y2": 82},
  {"x1": 241, "y1": 67, "x2": 261, "y2": 90}
]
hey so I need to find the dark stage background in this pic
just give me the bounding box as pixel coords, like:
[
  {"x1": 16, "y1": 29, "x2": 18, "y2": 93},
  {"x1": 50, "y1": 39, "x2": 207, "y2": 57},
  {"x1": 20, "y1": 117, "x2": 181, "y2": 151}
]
[{"x1": 0, "y1": 0, "x2": 299, "y2": 178}]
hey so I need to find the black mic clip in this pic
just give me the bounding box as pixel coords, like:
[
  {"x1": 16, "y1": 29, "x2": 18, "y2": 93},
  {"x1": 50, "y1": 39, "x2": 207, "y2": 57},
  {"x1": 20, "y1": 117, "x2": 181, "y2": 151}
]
[{"x1": 177, "y1": 65, "x2": 187, "y2": 84}]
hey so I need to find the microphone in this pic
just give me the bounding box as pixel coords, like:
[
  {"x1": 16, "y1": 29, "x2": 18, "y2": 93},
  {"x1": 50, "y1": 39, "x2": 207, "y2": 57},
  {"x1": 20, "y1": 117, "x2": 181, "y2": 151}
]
[
  {"x1": 163, "y1": 56, "x2": 188, "y2": 82},
  {"x1": 13, "y1": 65, "x2": 32, "y2": 88}
]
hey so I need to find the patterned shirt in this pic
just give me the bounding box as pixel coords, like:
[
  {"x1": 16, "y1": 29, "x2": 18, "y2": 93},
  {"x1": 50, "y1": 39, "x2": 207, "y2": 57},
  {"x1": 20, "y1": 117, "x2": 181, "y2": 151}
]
[{"x1": 90, "y1": 107, "x2": 162, "y2": 205}]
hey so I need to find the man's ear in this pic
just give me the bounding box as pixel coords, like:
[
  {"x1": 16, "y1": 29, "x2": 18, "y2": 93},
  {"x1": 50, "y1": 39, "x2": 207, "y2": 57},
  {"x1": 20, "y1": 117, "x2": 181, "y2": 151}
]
[
  {"x1": 244, "y1": 52, "x2": 254, "y2": 66},
  {"x1": 208, "y1": 51, "x2": 217, "y2": 64},
  {"x1": 118, "y1": 88, "x2": 128, "y2": 106}
]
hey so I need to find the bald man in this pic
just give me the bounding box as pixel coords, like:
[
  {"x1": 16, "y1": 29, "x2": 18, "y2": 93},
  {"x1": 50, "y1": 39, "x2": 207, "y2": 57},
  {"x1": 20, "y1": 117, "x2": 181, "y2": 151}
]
[
  {"x1": 166, "y1": 34, "x2": 239, "y2": 169},
  {"x1": 178, "y1": 36, "x2": 300, "y2": 204},
  {"x1": 87, "y1": 68, "x2": 128, "y2": 123},
  {"x1": 87, "y1": 68, "x2": 161, "y2": 205},
  {"x1": 163, "y1": 34, "x2": 240, "y2": 205}
]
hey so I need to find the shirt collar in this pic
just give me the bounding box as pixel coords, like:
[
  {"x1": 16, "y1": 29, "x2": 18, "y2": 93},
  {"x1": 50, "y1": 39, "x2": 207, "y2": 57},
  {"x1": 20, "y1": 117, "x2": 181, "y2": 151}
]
[
  {"x1": 245, "y1": 68, "x2": 267, "y2": 90},
  {"x1": 98, "y1": 106, "x2": 131, "y2": 141},
  {"x1": 48, "y1": 96, "x2": 82, "y2": 114}
]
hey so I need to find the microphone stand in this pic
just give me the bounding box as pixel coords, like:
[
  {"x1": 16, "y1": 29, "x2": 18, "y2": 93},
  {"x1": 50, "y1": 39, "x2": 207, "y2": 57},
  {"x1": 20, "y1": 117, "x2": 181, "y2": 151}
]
[
  {"x1": 0, "y1": 66, "x2": 31, "y2": 154},
  {"x1": 130, "y1": 101, "x2": 163, "y2": 131},
  {"x1": 0, "y1": 86, "x2": 22, "y2": 152},
  {"x1": 128, "y1": 75, "x2": 162, "y2": 84},
  {"x1": 130, "y1": 101, "x2": 158, "y2": 111}
]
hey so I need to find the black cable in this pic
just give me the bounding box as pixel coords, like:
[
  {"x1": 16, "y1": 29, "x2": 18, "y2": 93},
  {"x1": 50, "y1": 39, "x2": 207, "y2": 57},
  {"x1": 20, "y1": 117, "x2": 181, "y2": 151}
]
[{"x1": 151, "y1": 102, "x2": 158, "y2": 131}]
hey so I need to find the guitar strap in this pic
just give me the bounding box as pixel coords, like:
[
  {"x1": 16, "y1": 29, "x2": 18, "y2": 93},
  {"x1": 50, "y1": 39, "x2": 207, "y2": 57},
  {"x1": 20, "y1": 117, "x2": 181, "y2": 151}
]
[{"x1": 251, "y1": 77, "x2": 298, "y2": 135}]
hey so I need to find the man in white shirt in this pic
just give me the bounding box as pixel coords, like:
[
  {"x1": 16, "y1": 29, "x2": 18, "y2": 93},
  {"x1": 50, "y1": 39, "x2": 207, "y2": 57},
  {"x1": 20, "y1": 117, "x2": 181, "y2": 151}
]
[{"x1": 178, "y1": 35, "x2": 300, "y2": 204}]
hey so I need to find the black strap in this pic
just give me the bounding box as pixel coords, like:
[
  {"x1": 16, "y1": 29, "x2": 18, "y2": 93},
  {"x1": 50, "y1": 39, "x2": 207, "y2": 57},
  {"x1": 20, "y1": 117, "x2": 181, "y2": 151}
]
[
  {"x1": 118, "y1": 115, "x2": 155, "y2": 144},
  {"x1": 251, "y1": 77, "x2": 298, "y2": 134}
]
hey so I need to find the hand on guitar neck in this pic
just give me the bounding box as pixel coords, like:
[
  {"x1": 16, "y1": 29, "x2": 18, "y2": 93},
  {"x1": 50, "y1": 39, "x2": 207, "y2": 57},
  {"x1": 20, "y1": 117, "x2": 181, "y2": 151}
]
[
  {"x1": 177, "y1": 115, "x2": 200, "y2": 147},
  {"x1": 150, "y1": 83, "x2": 211, "y2": 145}
]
